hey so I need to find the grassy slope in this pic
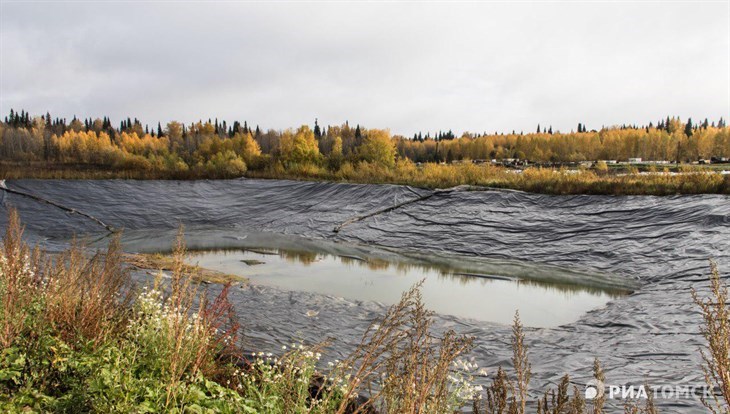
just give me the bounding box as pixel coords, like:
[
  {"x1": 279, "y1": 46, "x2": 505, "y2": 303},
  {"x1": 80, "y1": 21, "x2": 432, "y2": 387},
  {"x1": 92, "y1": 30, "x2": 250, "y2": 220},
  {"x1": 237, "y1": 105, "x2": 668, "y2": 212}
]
[{"x1": 2, "y1": 160, "x2": 729, "y2": 195}]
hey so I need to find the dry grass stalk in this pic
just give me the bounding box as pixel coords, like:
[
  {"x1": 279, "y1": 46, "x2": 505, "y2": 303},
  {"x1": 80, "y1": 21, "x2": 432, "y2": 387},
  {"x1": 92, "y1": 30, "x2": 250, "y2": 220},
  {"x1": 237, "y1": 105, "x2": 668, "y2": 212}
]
[
  {"x1": 622, "y1": 382, "x2": 657, "y2": 414},
  {"x1": 158, "y1": 225, "x2": 240, "y2": 406},
  {"x1": 691, "y1": 260, "x2": 730, "y2": 414},
  {"x1": 0, "y1": 209, "x2": 42, "y2": 349},
  {"x1": 43, "y1": 236, "x2": 132, "y2": 346},
  {"x1": 512, "y1": 311, "x2": 531, "y2": 414},
  {"x1": 473, "y1": 312, "x2": 532, "y2": 414},
  {"x1": 537, "y1": 375, "x2": 585, "y2": 414},
  {"x1": 590, "y1": 358, "x2": 606, "y2": 414},
  {"x1": 327, "y1": 280, "x2": 473, "y2": 414}
]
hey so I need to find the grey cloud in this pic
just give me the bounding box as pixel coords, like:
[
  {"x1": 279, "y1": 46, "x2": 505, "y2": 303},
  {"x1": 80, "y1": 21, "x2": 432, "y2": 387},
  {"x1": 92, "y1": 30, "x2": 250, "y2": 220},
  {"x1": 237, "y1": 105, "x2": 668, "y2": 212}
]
[{"x1": 1, "y1": 1, "x2": 727, "y2": 135}]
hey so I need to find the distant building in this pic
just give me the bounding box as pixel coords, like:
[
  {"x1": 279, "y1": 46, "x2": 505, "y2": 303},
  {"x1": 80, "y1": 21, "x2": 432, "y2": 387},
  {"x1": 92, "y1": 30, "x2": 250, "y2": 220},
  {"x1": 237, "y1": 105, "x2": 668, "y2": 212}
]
[{"x1": 628, "y1": 158, "x2": 642, "y2": 164}]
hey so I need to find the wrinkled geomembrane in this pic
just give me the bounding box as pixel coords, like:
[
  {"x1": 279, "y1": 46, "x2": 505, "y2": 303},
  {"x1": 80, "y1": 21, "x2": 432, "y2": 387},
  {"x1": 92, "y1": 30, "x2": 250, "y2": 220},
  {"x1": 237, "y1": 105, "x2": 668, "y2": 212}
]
[{"x1": 1, "y1": 178, "x2": 729, "y2": 412}]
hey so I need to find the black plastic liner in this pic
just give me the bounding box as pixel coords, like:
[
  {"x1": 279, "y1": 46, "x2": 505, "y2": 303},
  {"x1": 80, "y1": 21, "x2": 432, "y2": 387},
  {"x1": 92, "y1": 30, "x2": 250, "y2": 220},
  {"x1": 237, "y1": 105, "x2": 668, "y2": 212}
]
[{"x1": 1, "y1": 178, "x2": 729, "y2": 412}]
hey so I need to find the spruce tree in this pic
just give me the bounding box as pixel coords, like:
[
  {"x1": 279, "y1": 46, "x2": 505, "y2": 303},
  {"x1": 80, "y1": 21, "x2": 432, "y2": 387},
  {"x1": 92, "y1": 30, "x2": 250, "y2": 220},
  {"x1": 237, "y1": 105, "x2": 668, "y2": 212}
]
[
  {"x1": 314, "y1": 118, "x2": 321, "y2": 138},
  {"x1": 684, "y1": 118, "x2": 693, "y2": 137}
]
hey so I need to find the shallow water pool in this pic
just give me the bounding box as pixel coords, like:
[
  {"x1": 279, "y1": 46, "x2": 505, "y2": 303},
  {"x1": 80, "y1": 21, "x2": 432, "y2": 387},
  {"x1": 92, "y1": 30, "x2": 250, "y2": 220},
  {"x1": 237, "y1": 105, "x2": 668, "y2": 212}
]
[{"x1": 186, "y1": 247, "x2": 627, "y2": 328}]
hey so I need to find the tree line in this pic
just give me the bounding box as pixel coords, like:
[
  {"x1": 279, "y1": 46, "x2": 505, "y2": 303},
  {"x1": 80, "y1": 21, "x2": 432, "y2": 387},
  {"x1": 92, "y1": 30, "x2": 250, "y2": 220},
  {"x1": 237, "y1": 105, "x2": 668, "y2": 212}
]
[{"x1": 1, "y1": 110, "x2": 728, "y2": 179}]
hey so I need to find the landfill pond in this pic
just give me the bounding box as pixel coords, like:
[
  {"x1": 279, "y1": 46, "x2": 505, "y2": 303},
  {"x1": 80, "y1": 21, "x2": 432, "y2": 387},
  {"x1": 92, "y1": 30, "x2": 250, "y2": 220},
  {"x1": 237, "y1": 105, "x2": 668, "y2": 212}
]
[{"x1": 1, "y1": 178, "x2": 728, "y2": 412}]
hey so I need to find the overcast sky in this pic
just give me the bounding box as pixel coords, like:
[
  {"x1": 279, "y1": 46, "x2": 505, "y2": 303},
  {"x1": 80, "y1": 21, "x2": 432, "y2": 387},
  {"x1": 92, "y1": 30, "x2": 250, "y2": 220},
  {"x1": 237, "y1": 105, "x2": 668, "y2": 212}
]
[{"x1": 1, "y1": 1, "x2": 728, "y2": 136}]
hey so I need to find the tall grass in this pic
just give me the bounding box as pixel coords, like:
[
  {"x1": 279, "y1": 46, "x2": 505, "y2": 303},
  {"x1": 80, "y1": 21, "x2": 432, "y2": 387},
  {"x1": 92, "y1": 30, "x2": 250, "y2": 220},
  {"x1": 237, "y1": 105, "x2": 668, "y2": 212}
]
[
  {"x1": 249, "y1": 161, "x2": 730, "y2": 195},
  {"x1": 0, "y1": 210, "x2": 244, "y2": 411},
  {"x1": 323, "y1": 281, "x2": 474, "y2": 413},
  {"x1": 4, "y1": 159, "x2": 729, "y2": 195},
  {"x1": 692, "y1": 261, "x2": 730, "y2": 414}
]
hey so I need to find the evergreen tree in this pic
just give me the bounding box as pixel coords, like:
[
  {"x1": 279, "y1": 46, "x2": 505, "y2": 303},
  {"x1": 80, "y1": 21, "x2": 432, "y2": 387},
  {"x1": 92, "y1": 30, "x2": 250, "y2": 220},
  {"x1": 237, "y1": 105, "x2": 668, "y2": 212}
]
[
  {"x1": 157, "y1": 122, "x2": 164, "y2": 137},
  {"x1": 355, "y1": 124, "x2": 362, "y2": 140},
  {"x1": 314, "y1": 118, "x2": 321, "y2": 138},
  {"x1": 685, "y1": 118, "x2": 693, "y2": 137},
  {"x1": 536, "y1": 124, "x2": 541, "y2": 133}
]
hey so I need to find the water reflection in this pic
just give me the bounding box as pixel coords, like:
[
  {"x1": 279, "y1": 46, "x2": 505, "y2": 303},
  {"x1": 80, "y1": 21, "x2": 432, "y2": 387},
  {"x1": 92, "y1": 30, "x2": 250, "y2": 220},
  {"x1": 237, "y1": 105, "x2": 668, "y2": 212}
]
[{"x1": 186, "y1": 247, "x2": 630, "y2": 328}]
